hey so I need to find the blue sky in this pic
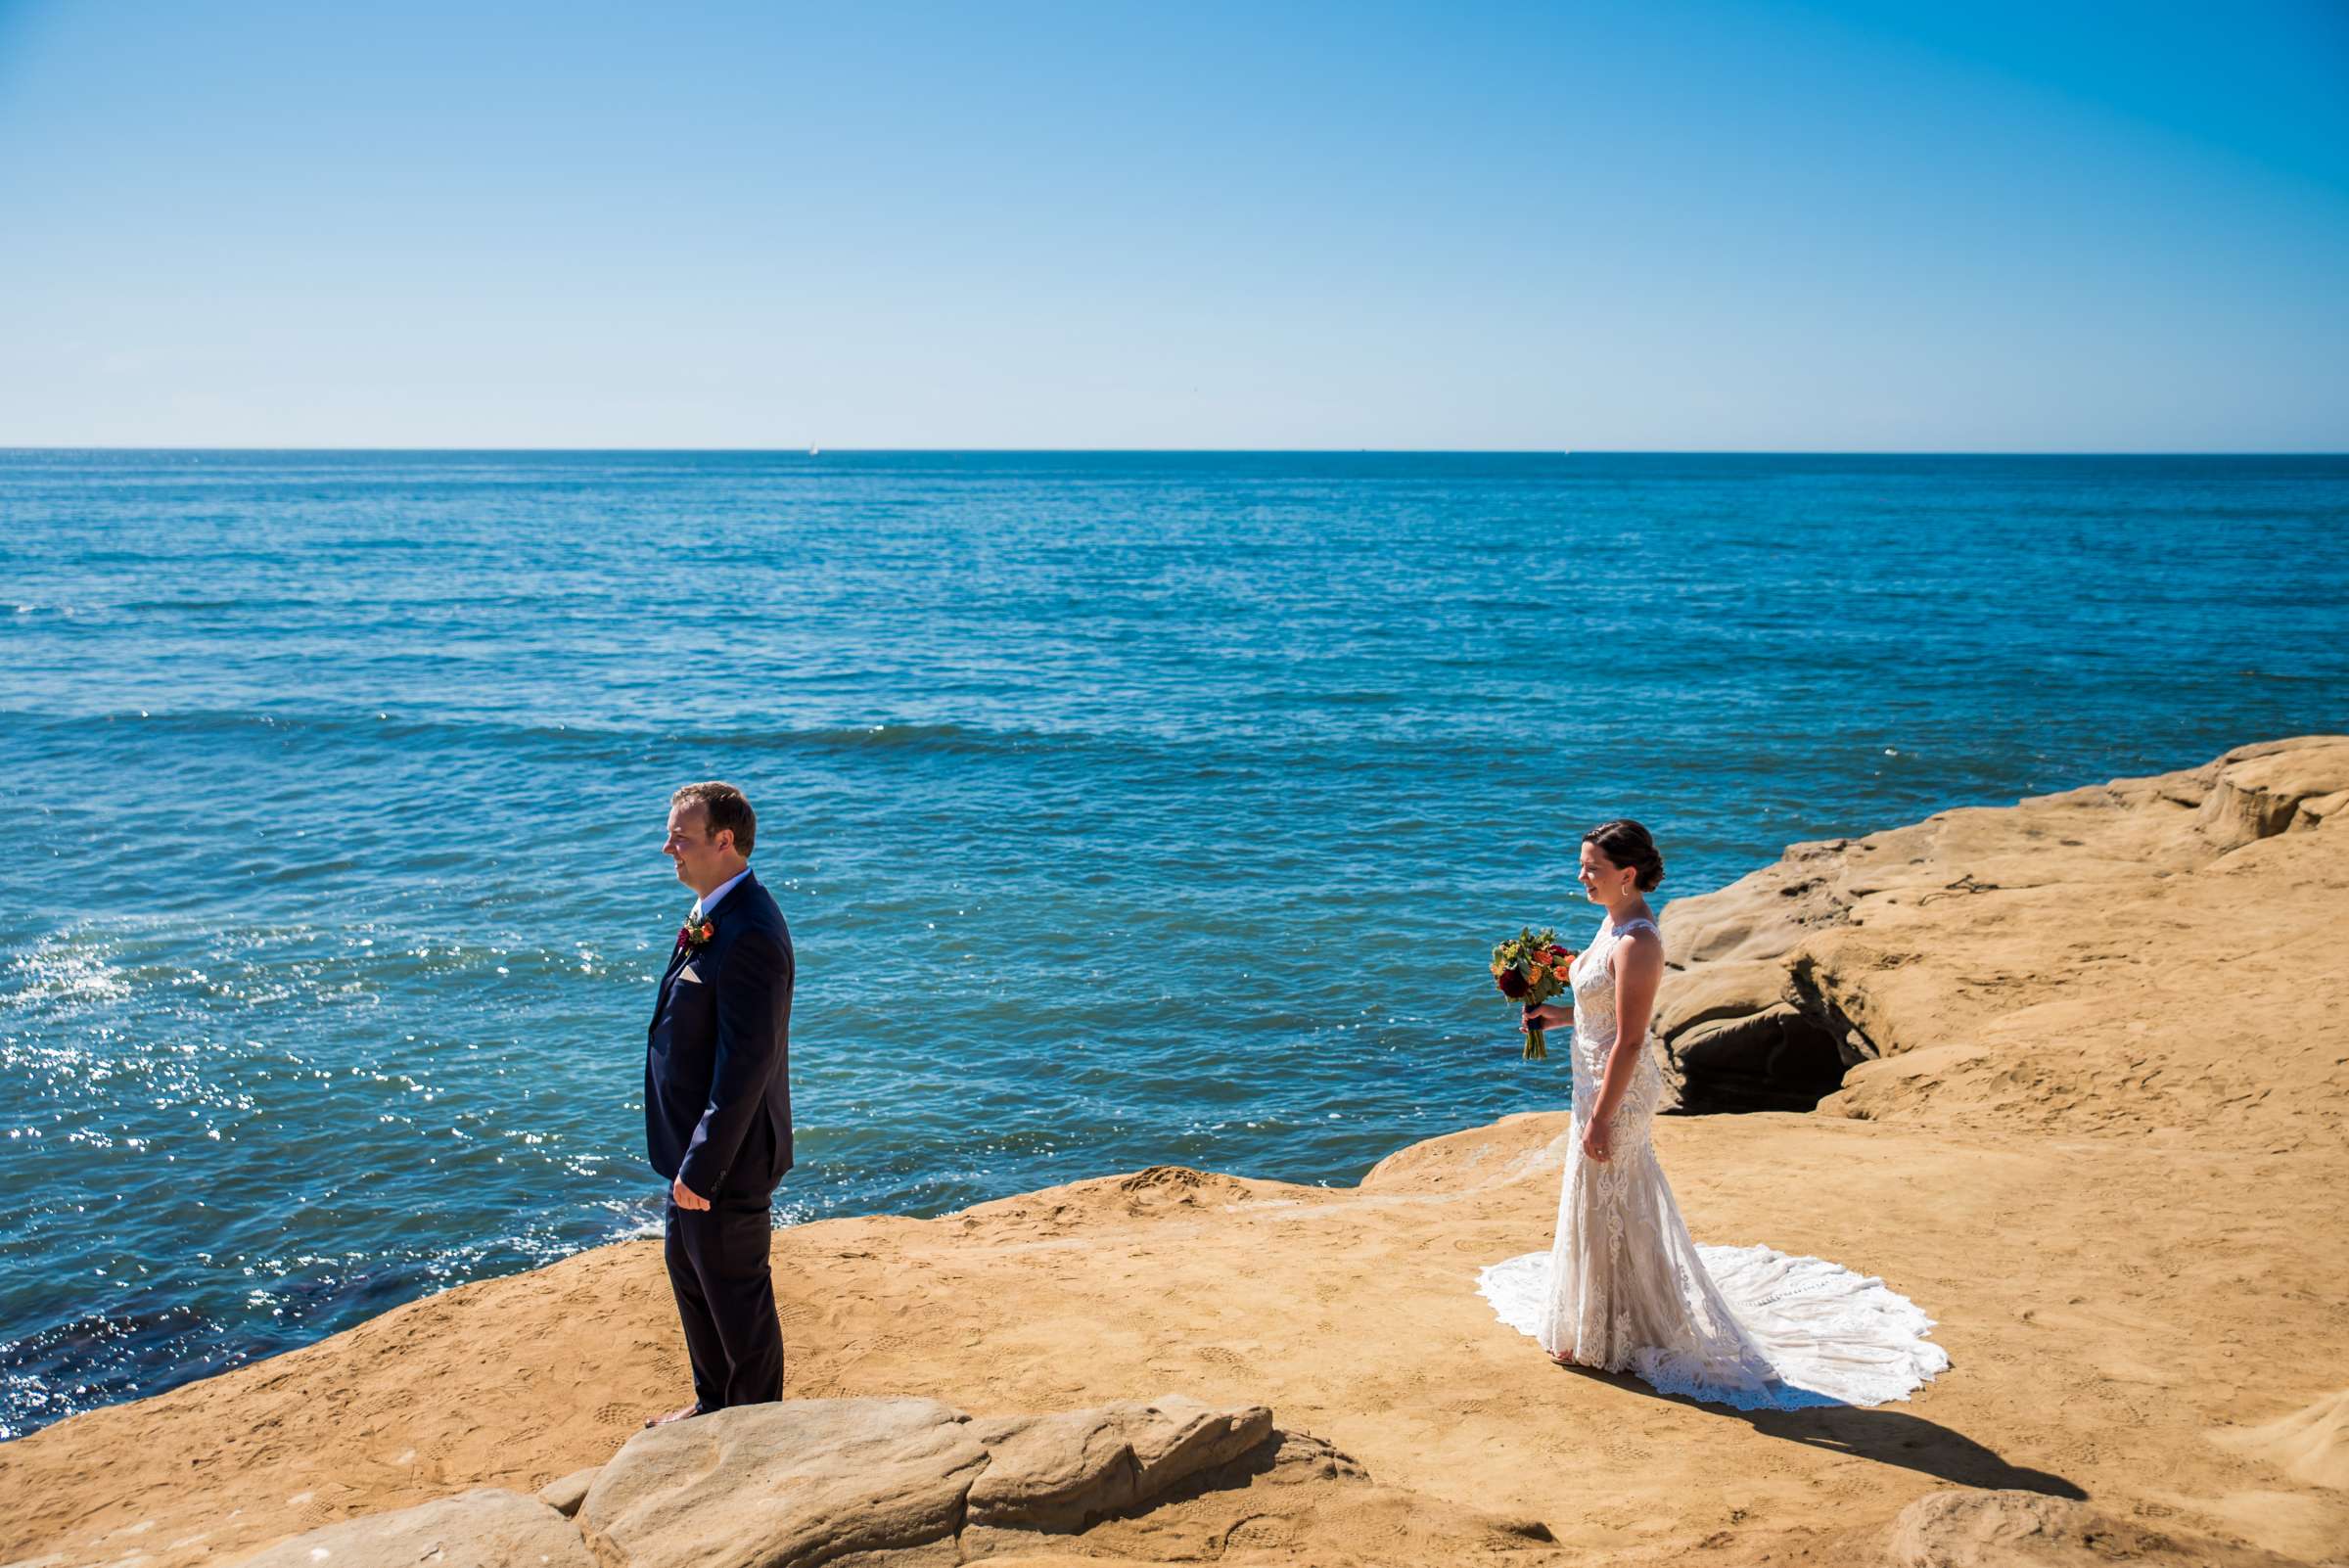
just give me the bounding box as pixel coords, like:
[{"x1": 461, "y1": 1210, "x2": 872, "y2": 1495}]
[{"x1": 1, "y1": 0, "x2": 2344, "y2": 449}]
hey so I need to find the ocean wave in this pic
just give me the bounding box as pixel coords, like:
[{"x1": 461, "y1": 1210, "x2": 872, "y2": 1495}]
[
  {"x1": 0, "y1": 708, "x2": 1088, "y2": 760},
  {"x1": 709, "y1": 721, "x2": 1064, "y2": 756},
  {"x1": 115, "y1": 597, "x2": 315, "y2": 613},
  {"x1": 1, "y1": 939, "x2": 131, "y2": 1008}
]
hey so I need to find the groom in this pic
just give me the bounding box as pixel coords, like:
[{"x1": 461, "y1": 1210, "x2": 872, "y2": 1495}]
[{"x1": 643, "y1": 780, "x2": 796, "y2": 1427}]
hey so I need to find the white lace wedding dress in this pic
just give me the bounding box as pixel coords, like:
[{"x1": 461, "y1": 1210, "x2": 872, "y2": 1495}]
[{"x1": 1477, "y1": 912, "x2": 1950, "y2": 1409}]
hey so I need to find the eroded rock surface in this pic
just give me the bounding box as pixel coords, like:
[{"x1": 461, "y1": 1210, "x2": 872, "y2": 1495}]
[
  {"x1": 964, "y1": 1394, "x2": 1271, "y2": 1531},
  {"x1": 959, "y1": 1429, "x2": 1562, "y2": 1567},
  {"x1": 223, "y1": 1395, "x2": 1559, "y2": 1568},
  {"x1": 576, "y1": 1397, "x2": 990, "y2": 1568},
  {"x1": 1652, "y1": 736, "x2": 2349, "y2": 1121},
  {"x1": 230, "y1": 1488, "x2": 593, "y2": 1568},
  {"x1": 2214, "y1": 1389, "x2": 2349, "y2": 1492},
  {"x1": 538, "y1": 1464, "x2": 600, "y2": 1517},
  {"x1": 1882, "y1": 1489, "x2": 2304, "y2": 1568}
]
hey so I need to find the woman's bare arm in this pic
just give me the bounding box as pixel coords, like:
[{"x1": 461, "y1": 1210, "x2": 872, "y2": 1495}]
[{"x1": 1584, "y1": 928, "x2": 1663, "y2": 1159}]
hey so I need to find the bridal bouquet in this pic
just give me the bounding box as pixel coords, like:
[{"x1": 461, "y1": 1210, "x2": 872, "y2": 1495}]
[{"x1": 1491, "y1": 927, "x2": 1574, "y2": 1060}]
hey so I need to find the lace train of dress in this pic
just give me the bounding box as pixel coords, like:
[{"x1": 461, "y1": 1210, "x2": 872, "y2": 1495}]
[{"x1": 1476, "y1": 913, "x2": 1949, "y2": 1410}]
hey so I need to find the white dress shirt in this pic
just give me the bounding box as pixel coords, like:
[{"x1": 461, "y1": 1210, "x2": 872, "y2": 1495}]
[{"x1": 691, "y1": 867, "x2": 752, "y2": 923}]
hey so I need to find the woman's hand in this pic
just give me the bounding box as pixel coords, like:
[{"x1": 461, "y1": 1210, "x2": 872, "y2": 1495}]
[
  {"x1": 1520, "y1": 1002, "x2": 1572, "y2": 1031},
  {"x1": 1580, "y1": 1117, "x2": 1614, "y2": 1164}
]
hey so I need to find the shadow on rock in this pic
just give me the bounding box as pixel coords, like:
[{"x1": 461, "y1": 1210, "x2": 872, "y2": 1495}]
[
  {"x1": 1558, "y1": 1363, "x2": 2086, "y2": 1499},
  {"x1": 1739, "y1": 1405, "x2": 2086, "y2": 1499}
]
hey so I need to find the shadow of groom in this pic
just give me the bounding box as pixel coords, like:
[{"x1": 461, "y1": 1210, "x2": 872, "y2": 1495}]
[{"x1": 1557, "y1": 1364, "x2": 2087, "y2": 1498}]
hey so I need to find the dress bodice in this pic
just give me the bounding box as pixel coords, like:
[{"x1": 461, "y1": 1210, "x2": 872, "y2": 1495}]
[
  {"x1": 1568, "y1": 913, "x2": 1656, "y2": 1047},
  {"x1": 1567, "y1": 912, "x2": 1666, "y2": 1130}
]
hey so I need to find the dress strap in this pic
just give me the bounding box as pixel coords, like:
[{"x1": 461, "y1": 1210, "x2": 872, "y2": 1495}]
[{"x1": 1613, "y1": 916, "x2": 1660, "y2": 939}]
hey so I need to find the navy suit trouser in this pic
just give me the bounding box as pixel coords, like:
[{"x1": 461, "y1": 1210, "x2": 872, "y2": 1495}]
[{"x1": 663, "y1": 1198, "x2": 784, "y2": 1409}]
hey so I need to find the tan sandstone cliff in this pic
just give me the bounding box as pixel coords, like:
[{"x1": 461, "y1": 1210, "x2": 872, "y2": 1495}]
[{"x1": 3, "y1": 737, "x2": 2346, "y2": 1568}]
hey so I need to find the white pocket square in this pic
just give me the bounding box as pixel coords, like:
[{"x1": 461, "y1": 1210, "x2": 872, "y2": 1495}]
[{"x1": 676, "y1": 964, "x2": 704, "y2": 985}]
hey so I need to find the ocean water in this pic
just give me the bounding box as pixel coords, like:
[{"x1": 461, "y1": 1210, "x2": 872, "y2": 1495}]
[{"x1": 3, "y1": 449, "x2": 2345, "y2": 1437}]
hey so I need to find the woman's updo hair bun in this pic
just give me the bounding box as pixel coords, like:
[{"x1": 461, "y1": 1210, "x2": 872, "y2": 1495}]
[{"x1": 1584, "y1": 818, "x2": 1665, "y2": 893}]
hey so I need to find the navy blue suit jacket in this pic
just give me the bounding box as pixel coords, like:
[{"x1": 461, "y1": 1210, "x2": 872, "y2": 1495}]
[{"x1": 646, "y1": 869, "x2": 795, "y2": 1202}]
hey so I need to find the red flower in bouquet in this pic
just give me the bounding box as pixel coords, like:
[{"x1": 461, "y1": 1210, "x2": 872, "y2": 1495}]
[{"x1": 1490, "y1": 926, "x2": 1575, "y2": 1061}]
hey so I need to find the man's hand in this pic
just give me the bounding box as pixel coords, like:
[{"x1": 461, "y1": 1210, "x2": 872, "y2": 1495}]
[{"x1": 671, "y1": 1176, "x2": 712, "y2": 1211}]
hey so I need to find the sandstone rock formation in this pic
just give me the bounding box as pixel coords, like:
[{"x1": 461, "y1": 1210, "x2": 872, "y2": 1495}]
[
  {"x1": 575, "y1": 1397, "x2": 990, "y2": 1568},
  {"x1": 1880, "y1": 1488, "x2": 2304, "y2": 1568},
  {"x1": 229, "y1": 1488, "x2": 594, "y2": 1568},
  {"x1": 537, "y1": 1465, "x2": 600, "y2": 1518},
  {"x1": 961, "y1": 1393, "x2": 1269, "y2": 1531},
  {"x1": 2214, "y1": 1389, "x2": 2349, "y2": 1492},
  {"x1": 220, "y1": 1395, "x2": 1546, "y2": 1568},
  {"x1": 1649, "y1": 736, "x2": 2349, "y2": 1117}
]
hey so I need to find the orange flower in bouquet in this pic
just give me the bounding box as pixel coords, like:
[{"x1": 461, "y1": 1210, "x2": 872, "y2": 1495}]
[{"x1": 1490, "y1": 927, "x2": 1575, "y2": 1060}]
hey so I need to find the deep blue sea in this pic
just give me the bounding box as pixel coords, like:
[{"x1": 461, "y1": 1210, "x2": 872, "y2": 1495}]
[{"x1": 3, "y1": 449, "x2": 2345, "y2": 1437}]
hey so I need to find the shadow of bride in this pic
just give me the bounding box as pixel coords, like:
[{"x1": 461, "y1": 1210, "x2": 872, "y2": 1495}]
[
  {"x1": 1554, "y1": 1364, "x2": 2087, "y2": 1498},
  {"x1": 1735, "y1": 1403, "x2": 2086, "y2": 1498}
]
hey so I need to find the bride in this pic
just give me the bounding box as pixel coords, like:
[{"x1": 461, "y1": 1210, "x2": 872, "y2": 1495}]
[{"x1": 1477, "y1": 819, "x2": 1950, "y2": 1409}]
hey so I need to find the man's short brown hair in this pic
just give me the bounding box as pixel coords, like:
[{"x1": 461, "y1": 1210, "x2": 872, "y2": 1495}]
[{"x1": 671, "y1": 781, "x2": 756, "y2": 855}]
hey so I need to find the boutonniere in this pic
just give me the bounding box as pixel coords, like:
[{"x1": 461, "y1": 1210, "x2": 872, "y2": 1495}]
[{"x1": 675, "y1": 917, "x2": 715, "y2": 958}]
